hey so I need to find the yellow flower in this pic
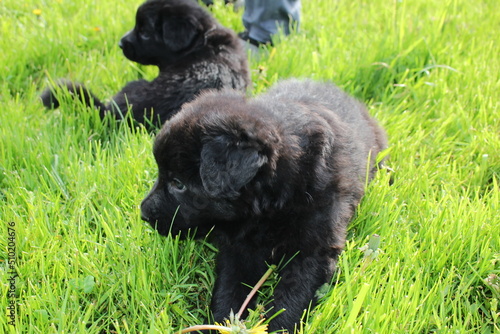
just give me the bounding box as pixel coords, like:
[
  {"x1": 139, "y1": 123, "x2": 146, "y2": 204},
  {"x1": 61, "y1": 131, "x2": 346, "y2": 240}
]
[
  {"x1": 32, "y1": 8, "x2": 42, "y2": 15},
  {"x1": 214, "y1": 318, "x2": 268, "y2": 334},
  {"x1": 214, "y1": 321, "x2": 232, "y2": 334},
  {"x1": 248, "y1": 319, "x2": 268, "y2": 334}
]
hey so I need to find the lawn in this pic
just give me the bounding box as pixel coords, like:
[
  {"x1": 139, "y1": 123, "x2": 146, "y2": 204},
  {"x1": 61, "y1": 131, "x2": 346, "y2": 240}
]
[{"x1": 0, "y1": 0, "x2": 499, "y2": 333}]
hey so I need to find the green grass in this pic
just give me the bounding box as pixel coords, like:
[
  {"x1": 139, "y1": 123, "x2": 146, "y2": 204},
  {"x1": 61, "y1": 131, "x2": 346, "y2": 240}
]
[{"x1": 1, "y1": 0, "x2": 499, "y2": 333}]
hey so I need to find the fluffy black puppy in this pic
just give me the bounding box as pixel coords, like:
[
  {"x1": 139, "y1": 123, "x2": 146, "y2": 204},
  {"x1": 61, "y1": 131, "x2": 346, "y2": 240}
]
[
  {"x1": 141, "y1": 79, "x2": 387, "y2": 332},
  {"x1": 40, "y1": 0, "x2": 250, "y2": 128}
]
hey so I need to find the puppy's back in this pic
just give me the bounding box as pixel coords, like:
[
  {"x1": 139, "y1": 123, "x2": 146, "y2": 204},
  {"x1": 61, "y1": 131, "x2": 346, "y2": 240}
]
[
  {"x1": 260, "y1": 79, "x2": 387, "y2": 159},
  {"x1": 263, "y1": 79, "x2": 368, "y2": 126}
]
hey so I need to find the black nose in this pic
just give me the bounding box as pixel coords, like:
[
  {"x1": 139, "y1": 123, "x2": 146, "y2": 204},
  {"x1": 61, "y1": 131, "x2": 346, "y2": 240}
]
[
  {"x1": 140, "y1": 213, "x2": 150, "y2": 222},
  {"x1": 118, "y1": 39, "x2": 124, "y2": 49},
  {"x1": 140, "y1": 203, "x2": 151, "y2": 222},
  {"x1": 140, "y1": 200, "x2": 148, "y2": 220}
]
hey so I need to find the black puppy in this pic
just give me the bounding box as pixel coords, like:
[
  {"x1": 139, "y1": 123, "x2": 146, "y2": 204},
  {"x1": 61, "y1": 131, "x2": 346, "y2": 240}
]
[
  {"x1": 41, "y1": 0, "x2": 250, "y2": 128},
  {"x1": 141, "y1": 79, "x2": 387, "y2": 332}
]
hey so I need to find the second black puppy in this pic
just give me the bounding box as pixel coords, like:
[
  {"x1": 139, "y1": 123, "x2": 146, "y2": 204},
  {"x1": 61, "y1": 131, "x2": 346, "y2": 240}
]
[
  {"x1": 41, "y1": 0, "x2": 250, "y2": 128},
  {"x1": 141, "y1": 79, "x2": 387, "y2": 332}
]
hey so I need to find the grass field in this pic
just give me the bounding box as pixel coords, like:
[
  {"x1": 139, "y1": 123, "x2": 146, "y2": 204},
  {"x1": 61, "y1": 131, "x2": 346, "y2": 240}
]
[{"x1": 1, "y1": 0, "x2": 499, "y2": 333}]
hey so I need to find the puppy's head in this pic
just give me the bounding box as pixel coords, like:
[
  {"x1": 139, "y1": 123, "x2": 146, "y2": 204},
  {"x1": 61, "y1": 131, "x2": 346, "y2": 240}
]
[
  {"x1": 140, "y1": 91, "x2": 280, "y2": 237},
  {"x1": 120, "y1": 0, "x2": 215, "y2": 67}
]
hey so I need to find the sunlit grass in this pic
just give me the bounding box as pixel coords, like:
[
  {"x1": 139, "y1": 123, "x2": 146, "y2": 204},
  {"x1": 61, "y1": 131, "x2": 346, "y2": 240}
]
[{"x1": 1, "y1": 0, "x2": 499, "y2": 333}]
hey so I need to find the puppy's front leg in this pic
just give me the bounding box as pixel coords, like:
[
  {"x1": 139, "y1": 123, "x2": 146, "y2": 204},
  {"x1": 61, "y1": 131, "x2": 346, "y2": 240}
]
[
  {"x1": 268, "y1": 250, "x2": 339, "y2": 333},
  {"x1": 210, "y1": 243, "x2": 268, "y2": 323}
]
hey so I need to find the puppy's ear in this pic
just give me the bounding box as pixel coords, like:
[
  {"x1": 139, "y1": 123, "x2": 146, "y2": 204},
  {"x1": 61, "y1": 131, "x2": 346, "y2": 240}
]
[
  {"x1": 200, "y1": 135, "x2": 267, "y2": 198},
  {"x1": 161, "y1": 14, "x2": 201, "y2": 52}
]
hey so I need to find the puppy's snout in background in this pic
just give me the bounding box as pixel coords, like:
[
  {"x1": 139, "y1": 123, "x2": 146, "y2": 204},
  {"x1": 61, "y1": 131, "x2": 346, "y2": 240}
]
[
  {"x1": 120, "y1": 30, "x2": 133, "y2": 45},
  {"x1": 119, "y1": 30, "x2": 135, "y2": 56}
]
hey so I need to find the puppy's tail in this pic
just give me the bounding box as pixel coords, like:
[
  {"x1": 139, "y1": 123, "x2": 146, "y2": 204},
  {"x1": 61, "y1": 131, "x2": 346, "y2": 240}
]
[{"x1": 40, "y1": 79, "x2": 107, "y2": 116}]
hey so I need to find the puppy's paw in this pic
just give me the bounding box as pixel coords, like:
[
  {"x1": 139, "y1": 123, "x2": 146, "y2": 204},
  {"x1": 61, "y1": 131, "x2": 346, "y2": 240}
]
[
  {"x1": 40, "y1": 86, "x2": 60, "y2": 109},
  {"x1": 39, "y1": 79, "x2": 104, "y2": 111},
  {"x1": 40, "y1": 79, "x2": 80, "y2": 109}
]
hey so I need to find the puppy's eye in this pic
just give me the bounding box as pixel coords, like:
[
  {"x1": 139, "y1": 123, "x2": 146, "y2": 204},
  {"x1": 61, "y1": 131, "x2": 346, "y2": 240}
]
[
  {"x1": 170, "y1": 178, "x2": 187, "y2": 192},
  {"x1": 139, "y1": 31, "x2": 150, "y2": 40},
  {"x1": 137, "y1": 26, "x2": 151, "y2": 40}
]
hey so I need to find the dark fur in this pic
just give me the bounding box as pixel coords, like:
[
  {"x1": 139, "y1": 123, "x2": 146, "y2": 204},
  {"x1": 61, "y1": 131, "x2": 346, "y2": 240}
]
[
  {"x1": 40, "y1": 0, "x2": 250, "y2": 128},
  {"x1": 141, "y1": 79, "x2": 387, "y2": 332}
]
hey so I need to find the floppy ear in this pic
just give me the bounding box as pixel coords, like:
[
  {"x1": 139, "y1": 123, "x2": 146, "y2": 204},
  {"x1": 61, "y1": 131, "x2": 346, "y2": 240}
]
[
  {"x1": 200, "y1": 135, "x2": 267, "y2": 198},
  {"x1": 161, "y1": 15, "x2": 201, "y2": 52}
]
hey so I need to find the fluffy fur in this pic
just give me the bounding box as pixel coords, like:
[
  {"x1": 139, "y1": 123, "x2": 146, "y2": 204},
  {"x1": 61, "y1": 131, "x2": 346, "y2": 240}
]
[
  {"x1": 141, "y1": 79, "x2": 387, "y2": 332},
  {"x1": 40, "y1": 0, "x2": 250, "y2": 128}
]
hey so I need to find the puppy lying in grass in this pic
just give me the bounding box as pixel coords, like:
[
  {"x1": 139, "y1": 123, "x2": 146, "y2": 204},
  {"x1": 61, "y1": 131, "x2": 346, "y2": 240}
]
[
  {"x1": 141, "y1": 79, "x2": 388, "y2": 332},
  {"x1": 41, "y1": 0, "x2": 250, "y2": 128}
]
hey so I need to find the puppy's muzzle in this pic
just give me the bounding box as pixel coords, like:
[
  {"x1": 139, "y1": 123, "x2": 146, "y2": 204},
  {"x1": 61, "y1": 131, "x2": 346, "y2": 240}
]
[
  {"x1": 140, "y1": 198, "x2": 154, "y2": 223},
  {"x1": 140, "y1": 212, "x2": 151, "y2": 223},
  {"x1": 119, "y1": 30, "x2": 135, "y2": 59}
]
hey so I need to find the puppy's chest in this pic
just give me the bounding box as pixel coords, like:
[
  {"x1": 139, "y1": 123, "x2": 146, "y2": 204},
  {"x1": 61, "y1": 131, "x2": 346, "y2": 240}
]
[{"x1": 221, "y1": 219, "x2": 298, "y2": 259}]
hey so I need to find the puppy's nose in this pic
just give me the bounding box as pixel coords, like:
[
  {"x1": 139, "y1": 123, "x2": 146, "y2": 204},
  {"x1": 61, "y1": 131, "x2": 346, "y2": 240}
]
[
  {"x1": 140, "y1": 206, "x2": 151, "y2": 222},
  {"x1": 140, "y1": 201, "x2": 154, "y2": 222},
  {"x1": 119, "y1": 29, "x2": 133, "y2": 49}
]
